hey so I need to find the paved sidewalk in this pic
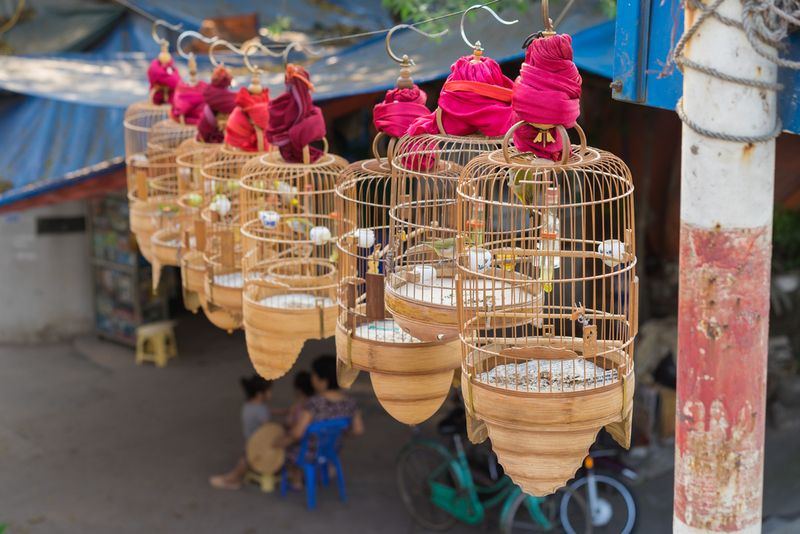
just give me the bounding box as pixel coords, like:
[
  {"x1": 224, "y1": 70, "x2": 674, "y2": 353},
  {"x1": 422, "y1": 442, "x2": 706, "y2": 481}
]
[{"x1": 1, "y1": 312, "x2": 799, "y2": 533}]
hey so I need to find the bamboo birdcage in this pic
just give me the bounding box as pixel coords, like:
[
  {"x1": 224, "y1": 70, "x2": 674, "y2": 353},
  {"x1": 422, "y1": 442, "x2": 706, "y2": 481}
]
[
  {"x1": 457, "y1": 122, "x2": 638, "y2": 496},
  {"x1": 200, "y1": 143, "x2": 265, "y2": 332},
  {"x1": 382, "y1": 8, "x2": 518, "y2": 345},
  {"x1": 177, "y1": 138, "x2": 216, "y2": 313},
  {"x1": 240, "y1": 145, "x2": 348, "y2": 379},
  {"x1": 124, "y1": 30, "x2": 183, "y2": 263},
  {"x1": 335, "y1": 134, "x2": 461, "y2": 424},
  {"x1": 124, "y1": 100, "x2": 170, "y2": 263},
  {"x1": 386, "y1": 130, "x2": 508, "y2": 343},
  {"x1": 146, "y1": 119, "x2": 198, "y2": 287}
]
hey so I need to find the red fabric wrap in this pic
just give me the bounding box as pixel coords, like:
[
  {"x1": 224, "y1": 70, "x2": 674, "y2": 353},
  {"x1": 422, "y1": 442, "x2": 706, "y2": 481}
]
[
  {"x1": 147, "y1": 57, "x2": 181, "y2": 105},
  {"x1": 224, "y1": 87, "x2": 270, "y2": 152},
  {"x1": 197, "y1": 66, "x2": 236, "y2": 143},
  {"x1": 512, "y1": 34, "x2": 582, "y2": 161},
  {"x1": 372, "y1": 85, "x2": 429, "y2": 138},
  {"x1": 170, "y1": 81, "x2": 207, "y2": 125},
  {"x1": 267, "y1": 65, "x2": 326, "y2": 163},
  {"x1": 407, "y1": 55, "x2": 514, "y2": 137}
]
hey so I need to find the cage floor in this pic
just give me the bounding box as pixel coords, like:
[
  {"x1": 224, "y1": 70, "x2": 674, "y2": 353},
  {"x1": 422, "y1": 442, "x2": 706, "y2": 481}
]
[
  {"x1": 213, "y1": 272, "x2": 244, "y2": 288},
  {"x1": 479, "y1": 358, "x2": 619, "y2": 392},
  {"x1": 353, "y1": 319, "x2": 422, "y2": 344},
  {"x1": 163, "y1": 236, "x2": 196, "y2": 248},
  {"x1": 258, "y1": 293, "x2": 335, "y2": 309},
  {"x1": 392, "y1": 276, "x2": 532, "y2": 308}
]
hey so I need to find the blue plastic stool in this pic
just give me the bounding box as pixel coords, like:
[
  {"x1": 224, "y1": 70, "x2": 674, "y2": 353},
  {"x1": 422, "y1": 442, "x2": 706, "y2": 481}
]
[{"x1": 280, "y1": 417, "x2": 351, "y2": 510}]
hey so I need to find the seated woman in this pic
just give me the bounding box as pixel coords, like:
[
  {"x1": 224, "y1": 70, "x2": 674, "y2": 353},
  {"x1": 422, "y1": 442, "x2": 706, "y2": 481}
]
[
  {"x1": 284, "y1": 370, "x2": 314, "y2": 430},
  {"x1": 275, "y1": 355, "x2": 364, "y2": 483}
]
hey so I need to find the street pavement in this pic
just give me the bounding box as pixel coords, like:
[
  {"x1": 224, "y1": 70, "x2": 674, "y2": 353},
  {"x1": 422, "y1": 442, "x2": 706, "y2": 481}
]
[{"x1": 1, "y1": 311, "x2": 799, "y2": 533}]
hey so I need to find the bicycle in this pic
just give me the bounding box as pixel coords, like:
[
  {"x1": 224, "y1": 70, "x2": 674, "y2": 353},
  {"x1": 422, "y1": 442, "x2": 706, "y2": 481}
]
[{"x1": 396, "y1": 427, "x2": 591, "y2": 533}]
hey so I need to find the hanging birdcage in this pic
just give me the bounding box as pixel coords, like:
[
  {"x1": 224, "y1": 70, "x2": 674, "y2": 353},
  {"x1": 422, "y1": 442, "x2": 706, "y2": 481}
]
[
  {"x1": 175, "y1": 43, "x2": 240, "y2": 314},
  {"x1": 336, "y1": 138, "x2": 463, "y2": 423},
  {"x1": 240, "y1": 146, "x2": 348, "y2": 379},
  {"x1": 198, "y1": 46, "x2": 271, "y2": 333},
  {"x1": 200, "y1": 143, "x2": 266, "y2": 332},
  {"x1": 387, "y1": 131, "x2": 516, "y2": 343},
  {"x1": 384, "y1": 10, "x2": 518, "y2": 345},
  {"x1": 147, "y1": 120, "x2": 198, "y2": 286},
  {"x1": 125, "y1": 103, "x2": 170, "y2": 263},
  {"x1": 457, "y1": 120, "x2": 638, "y2": 496},
  {"x1": 149, "y1": 35, "x2": 224, "y2": 291},
  {"x1": 238, "y1": 51, "x2": 346, "y2": 379},
  {"x1": 333, "y1": 25, "x2": 460, "y2": 424},
  {"x1": 176, "y1": 138, "x2": 217, "y2": 313},
  {"x1": 124, "y1": 30, "x2": 182, "y2": 261},
  {"x1": 127, "y1": 148, "x2": 179, "y2": 264}
]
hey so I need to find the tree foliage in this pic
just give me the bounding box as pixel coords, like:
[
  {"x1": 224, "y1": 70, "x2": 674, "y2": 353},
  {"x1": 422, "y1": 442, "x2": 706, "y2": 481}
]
[{"x1": 382, "y1": 0, "x2": 616, "y2": 26}]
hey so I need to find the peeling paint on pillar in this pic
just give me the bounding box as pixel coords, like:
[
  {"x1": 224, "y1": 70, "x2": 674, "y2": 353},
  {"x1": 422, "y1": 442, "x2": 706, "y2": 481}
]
[{"x1": 675, "y1": 223, "x2": 771, "y2": 532}]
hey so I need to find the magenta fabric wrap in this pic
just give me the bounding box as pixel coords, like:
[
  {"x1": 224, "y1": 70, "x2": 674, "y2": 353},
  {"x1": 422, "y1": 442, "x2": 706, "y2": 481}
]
[
  {"x1": 197, "y1": 66, "x2": 236, "y2": 143},
  {"x1": 224, "y1": 87, "x2": 270, "y2": 152},
  {"x1": 267, "y1": 65, "x2": 326, "y2": 163},
  {"x1": 372, "y1": 85, "x2": 428, "y2": 138},
  {"x1": 147, "y1": 57, "x2": 181, "y2": 105},
  {"x1": 170, "y1": 81, "x2": 207, "y2": 125},
  {"x1": 406, "y1": 55, "x2": 514, "y2": 137},
  {"x1": 512, "y1": 34, "x2": 582, "y2": 161}
]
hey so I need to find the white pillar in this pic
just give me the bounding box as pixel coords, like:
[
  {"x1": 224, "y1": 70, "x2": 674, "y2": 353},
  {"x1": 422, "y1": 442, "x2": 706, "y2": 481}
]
[{"x1": 674, "y1": 1, "x2": 777, "y2": 533}]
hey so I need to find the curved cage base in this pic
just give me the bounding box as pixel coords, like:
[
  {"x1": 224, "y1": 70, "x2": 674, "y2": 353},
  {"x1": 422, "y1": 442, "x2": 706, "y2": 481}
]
[
  {"x1": 386, "y1": 267, "x2": 542, "y2": 342},
  {"x1": 181, "y1": 250, "x2": 206, "y2": 296},
  {"x1": 336, "y1": 353, "x2": 360, "y2": 389},
  {"x1": 243, "y1": 296, "x2": 337, "y2": 380},
  {"x1": 462, "y1": 370, "x2": 634, "y2": 496},
  {"x1": 384, "y1": 294, "x2": 459, "y2": 342},
  {"x1": 203, "y1": 273, "x2": 243, "y2": 332},
  {"x1": 183, "y1": 287, "x2": 201, "y2": 314},
  {"x1": 134, "y1": 231, "x2": 155, "y2": 264},
  {"x1": 180, "y1": 250, "x2": 205, "y2": 314},
  {"x1": 335, "y1": 324, "x2": 460, "y2": 425},
  {"x1": 200, "y1": 297, "x2": 242, "y2": 333},
  {"x1": 151, "y1": 229, "x2": 182, "y2": 265}
]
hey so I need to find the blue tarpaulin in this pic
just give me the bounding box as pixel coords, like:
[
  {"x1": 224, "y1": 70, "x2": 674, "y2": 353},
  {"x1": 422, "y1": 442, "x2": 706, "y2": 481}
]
[{"x1": 0, "y1": 0, "x2": 615, "y2": 210}]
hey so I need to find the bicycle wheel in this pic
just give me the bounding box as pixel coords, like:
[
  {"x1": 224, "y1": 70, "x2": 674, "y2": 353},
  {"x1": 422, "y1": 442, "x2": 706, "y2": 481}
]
[
  {"x1": 501, "y1": 492, "x2": 559, "y2": 534},
  {"x1": 503, "y1": 488, "x2": 591, "y2": 534},
  {"x1": 560, "y1": 473, "x2": 636, "y2": 534},
  {"x1": 396, "y1": 442, "x2": 460, "y2": 531}
]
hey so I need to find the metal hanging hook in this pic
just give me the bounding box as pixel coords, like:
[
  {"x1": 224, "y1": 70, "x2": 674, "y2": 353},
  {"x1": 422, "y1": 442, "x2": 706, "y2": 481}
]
[
  {"x1": 460, "y1": 4, "x2": 518, "y2": 53},
  {"x1": 209, "y1": 39, "x2": 244, "y2": 67},
  {"x1": 385, "y1": 24, "x2": 448, "y2": 66},
  {"x1": 282, "y1": 41, "x2": 323, "y2": 70},
  {"x1": 151, "y1": 19, "x2": 183, "y2": 47},
  {"x1": 522, "y1": 0, "x2": 575, "y2": 48},
  {"x1": 177, "y1": 30, "x2": 218, "y2": 60},
  {"x1": 242, "y1": 41, "x2": 283, "y2": 74}
]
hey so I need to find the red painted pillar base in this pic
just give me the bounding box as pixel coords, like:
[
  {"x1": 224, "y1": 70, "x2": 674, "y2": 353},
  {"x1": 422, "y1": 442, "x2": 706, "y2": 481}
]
[{"x1": 674, "y1": 223, "x2": 771, "y2": 532}]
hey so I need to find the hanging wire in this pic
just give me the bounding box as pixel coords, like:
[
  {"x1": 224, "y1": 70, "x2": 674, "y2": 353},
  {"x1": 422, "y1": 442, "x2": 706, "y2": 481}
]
[
  {"x1": 460, "y1": 4, "x2": 518, "y2": 52},
  {"x1": 114, "y1": 0, "x2": 507, "y2": 51},
  {"x1": 0, "y1": 0, "x2": 25, "y2": 35},
  {"x1": 111, "y1": 0, "x2": 177, "y2": 25},
  {"x1": 177, "y1": 30, "x2": 217, "y2": 60},
  {"x1": 385, "y1": 24, "x2": 448, "y2": 65}
]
